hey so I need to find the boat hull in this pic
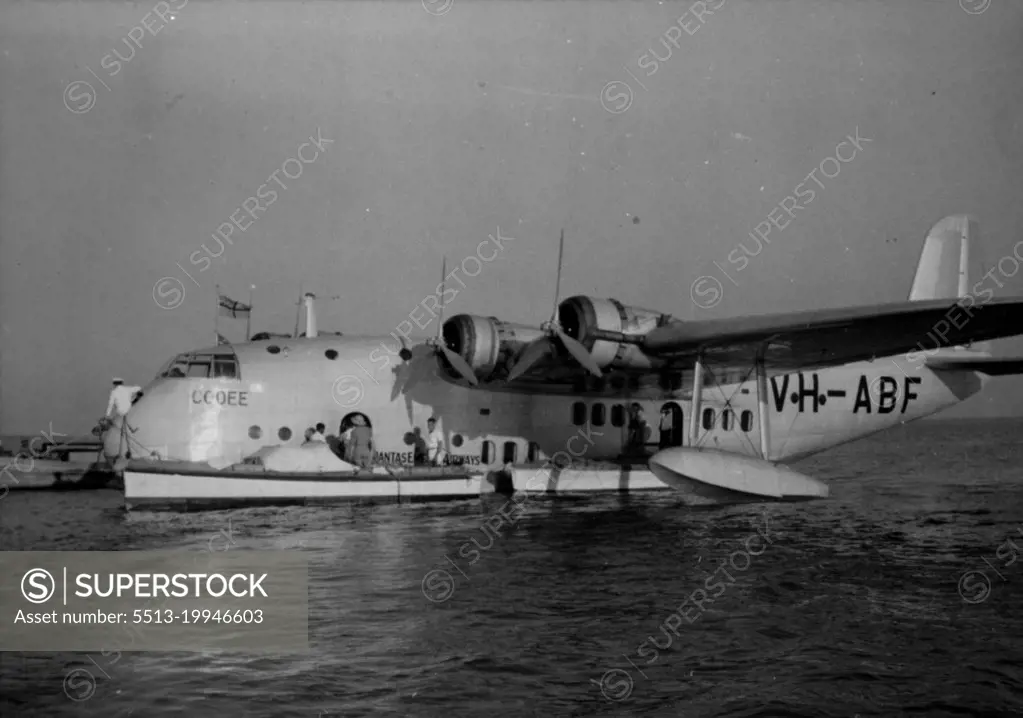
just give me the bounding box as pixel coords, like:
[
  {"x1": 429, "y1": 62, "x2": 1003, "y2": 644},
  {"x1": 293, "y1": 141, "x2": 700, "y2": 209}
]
[
  {"x1": 122, "y1": 460, "x2": 682, "y2": 511},
  {"x1": 123, "y1": 452, "x2": 827, "y2": 511},
  {"x1": 124, "y1": 462, "x2": 491, "y2": 511},
  {"x1": 1, "y1": 458, "x2": 119, "y2": 491}
]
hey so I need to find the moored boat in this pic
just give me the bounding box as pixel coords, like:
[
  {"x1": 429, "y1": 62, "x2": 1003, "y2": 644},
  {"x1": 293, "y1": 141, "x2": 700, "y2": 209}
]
[
  {"x1": 121, "y1": 443, "x2": 685, "y2": 511},
  {"x1": 122, "y1": 443, "x2": 493, "y2": 511},
  {"x1": 0, "y1": 456, "x2": 119, "y2": 492}
]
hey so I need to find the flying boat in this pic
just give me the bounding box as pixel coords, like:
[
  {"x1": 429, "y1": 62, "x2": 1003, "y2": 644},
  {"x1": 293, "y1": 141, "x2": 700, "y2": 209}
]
[{"x1": 114, "y1": 215, "x2": 1023, "y2": 510}]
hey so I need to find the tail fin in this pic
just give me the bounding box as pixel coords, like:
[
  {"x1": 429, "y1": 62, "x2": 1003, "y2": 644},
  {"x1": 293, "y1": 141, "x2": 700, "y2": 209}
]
[
  {"x1": 909, "y1": 215, "x2": 991, "y2": 354},
  {"x1": 908, "y1": 214, "x2": 973, "y2": 301}
]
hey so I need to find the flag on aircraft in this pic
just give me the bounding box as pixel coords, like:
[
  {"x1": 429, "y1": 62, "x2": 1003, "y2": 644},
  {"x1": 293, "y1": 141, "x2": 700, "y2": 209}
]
[{"x1": 218, "y1": 294, "x2": 251, "y2": 319}]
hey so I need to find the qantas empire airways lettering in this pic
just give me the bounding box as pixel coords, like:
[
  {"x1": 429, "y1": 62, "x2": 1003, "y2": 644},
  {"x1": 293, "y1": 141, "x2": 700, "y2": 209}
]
[{"x1": 375, "y1": 452, "x2": 483, "y2": 466}]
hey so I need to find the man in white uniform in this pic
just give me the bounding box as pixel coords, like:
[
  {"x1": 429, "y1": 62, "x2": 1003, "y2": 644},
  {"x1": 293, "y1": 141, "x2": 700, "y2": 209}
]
[
  {"x1": 103, "y1": 378, "x2": 142, "y2": 461},
  {"x1": 106, "y1": 378, "x2": 142, "y2": 419},
  {"x1": 425, "y1": 417, "x2": 447, "y2": 466}
]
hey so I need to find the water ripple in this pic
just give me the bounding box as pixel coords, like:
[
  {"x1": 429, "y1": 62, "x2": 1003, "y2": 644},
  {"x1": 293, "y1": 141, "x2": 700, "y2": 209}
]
[{"x1": 2, "y1": 420, "x2": 1023, "y2": 717}]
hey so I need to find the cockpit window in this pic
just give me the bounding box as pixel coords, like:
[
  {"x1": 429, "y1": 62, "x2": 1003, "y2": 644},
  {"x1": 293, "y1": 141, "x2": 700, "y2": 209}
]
[
  {"x1": 158, "y1": 349, "x2": 241, "y2": 380},
  {"x1": 159, "y1": 355, "x2": 190, "y2": 378},
  {"x1": 213, "y1": 359, "x2": 238, "y2": 378},
  {"x1": 187, "y1": 358, "x2": 212, "y2": 378}
]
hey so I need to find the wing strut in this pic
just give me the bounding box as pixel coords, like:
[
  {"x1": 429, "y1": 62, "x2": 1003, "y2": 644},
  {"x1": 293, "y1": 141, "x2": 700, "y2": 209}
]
[
  {"x1": 755, "y1": 347, "x2": 771, "y2": 460},
  {"x1": 687, "y1": 355, "x2": 704, "y2": 447}
]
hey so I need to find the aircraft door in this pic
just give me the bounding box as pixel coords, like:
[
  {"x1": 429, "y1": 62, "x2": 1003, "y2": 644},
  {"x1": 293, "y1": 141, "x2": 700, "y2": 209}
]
[{"x1": 659, "y1": 402, "x2": 684, "y2": 448}]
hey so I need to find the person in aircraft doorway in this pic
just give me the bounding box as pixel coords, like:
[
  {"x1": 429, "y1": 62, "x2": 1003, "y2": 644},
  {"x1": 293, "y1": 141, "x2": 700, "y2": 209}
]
[
  {"x1": 627, "y1": 403, "x2": 650, "y2": 456},
  {"x1": 347, "y1": 414, "x2": 374, "y2": 469},
  {"x1": 659, "y1": 406, "x2": 674, "y2": 449},
  {"x1": 338, "y1": 422, "x2": 352, "y2": 458}
]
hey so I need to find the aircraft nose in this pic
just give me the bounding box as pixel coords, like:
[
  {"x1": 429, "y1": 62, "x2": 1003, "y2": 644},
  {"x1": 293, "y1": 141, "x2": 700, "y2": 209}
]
[{"x1": 123, "y1": 381, "x2": 187, "y2": 460}]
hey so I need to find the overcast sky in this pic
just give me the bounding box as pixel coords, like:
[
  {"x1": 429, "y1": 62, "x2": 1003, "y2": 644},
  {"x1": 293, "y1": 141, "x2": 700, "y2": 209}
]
[{"x1": 2, "y1": 0, "x2": 1023, "y2": 436}]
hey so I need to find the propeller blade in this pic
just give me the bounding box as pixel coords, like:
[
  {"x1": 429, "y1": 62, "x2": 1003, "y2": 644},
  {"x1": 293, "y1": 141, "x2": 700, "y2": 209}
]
[
  {"x1": 391, "y1": 342, "x2": 435, "y2": 399},
  {"x1": 437, "y1": 256, "x2": 447, "y2": 342},
  {"x1": 390, "y1": 363, "x2": 408, "y2": 401},
  {"x1": 507, "y1": 337, "x2": 554, "y2": 382},
  {"x1": 553, "y1": 326, "x2": 603, "y2": 378},
  {"x1": 400, "y1": 356, "x2": 431, "y2": 395},
  {"x1": 439, "y1": 345, "x2": 479, "y2": 386},
  {"x1": 551, "y1": 229, "x2": 564, "y2": 323}
]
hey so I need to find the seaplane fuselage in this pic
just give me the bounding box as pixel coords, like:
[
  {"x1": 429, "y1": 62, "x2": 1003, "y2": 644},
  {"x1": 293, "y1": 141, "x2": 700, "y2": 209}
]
[{"x1": 119, "y1": 335, "x2": 984, "y2": 470}]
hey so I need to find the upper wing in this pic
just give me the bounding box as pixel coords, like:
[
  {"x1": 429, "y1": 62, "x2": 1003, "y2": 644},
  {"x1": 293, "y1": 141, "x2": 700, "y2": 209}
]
[
  {"x1": 448, "y1": 296, "x2": 1023, "y2": 395},
  {"x1": 641, "y1": 296, "x2": 1023, "y2": 371}
]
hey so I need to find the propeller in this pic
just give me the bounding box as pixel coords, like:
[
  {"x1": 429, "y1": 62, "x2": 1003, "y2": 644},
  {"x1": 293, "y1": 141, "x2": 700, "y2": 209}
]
[
  {"x1": 390, "y1": 340, "x2": 438, "y2": 401},
  {"x1": 506, "y1": 230, "x2": 603, "y2": 382},
  {"x1": 391, "y1": 257, "x2": 479, "y2": 399}
]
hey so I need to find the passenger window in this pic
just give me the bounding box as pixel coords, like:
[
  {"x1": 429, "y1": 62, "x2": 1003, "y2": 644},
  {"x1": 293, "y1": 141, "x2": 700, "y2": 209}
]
[
  {"x1": 611, "y1": 404, "x2": 625, "y2": 427},
  {"x1": 591, "y1": 403, "x2": 606, "y2": 427},
  {"x1": 527, "y1": 442, "x2": 540, "y2": 463},
  {"x1": 572, "y1": 402, "x2": 586, "y2": 426},
  {"x1": 740, "y1": 410, "x2": 753, "y2": 432},
  {"x1": 503, "y1": 441, "x2": 517, "y2": 464},
  {"x1": 213, "y1": 359, "x2": 237, "y2": 378},
  {"x1": 481, "y1": 440, "x2": 495, "y2": 464},
  {"x1": 701, "y1": 408, "x2": 715, "y2": 430},
  {"x1": 722, "y1": 410, "x2": 732, "y2": 431}
]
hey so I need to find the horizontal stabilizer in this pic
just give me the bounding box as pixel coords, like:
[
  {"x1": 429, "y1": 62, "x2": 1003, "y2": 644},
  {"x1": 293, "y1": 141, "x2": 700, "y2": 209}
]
[{"x1": 926, "y1": 357, "x2": 1023, "y2": 376}]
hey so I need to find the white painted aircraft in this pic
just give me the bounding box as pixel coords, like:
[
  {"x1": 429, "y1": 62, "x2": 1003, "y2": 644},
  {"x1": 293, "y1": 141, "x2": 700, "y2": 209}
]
[{"x1": 114, "y1": 215, "x2": 1023, "y2": 507}]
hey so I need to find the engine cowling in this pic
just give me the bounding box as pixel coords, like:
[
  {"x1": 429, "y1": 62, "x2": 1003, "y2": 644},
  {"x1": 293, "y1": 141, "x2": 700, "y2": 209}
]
[
  {"x1": 558, "y1": 296, "x2": 671, "y2": 371},
  {"x1": 442, "y1": 314, "x2": 546, "y2": 381}
]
